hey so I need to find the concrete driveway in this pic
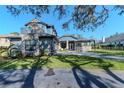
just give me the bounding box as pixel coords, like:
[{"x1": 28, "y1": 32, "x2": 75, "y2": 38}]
[
  {"x1": 56, "y1": 51, "x2": 124, "y2": 61},
  {"x1": 0, "y1": 68, "x2": 124, "y2": 88}
]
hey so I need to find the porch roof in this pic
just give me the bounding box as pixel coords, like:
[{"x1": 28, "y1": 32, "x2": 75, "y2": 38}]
[
  {"x1": 59, "y1": 35, "x2": 94, "y2": 42},
  {"x1": 0, "y1": 34, "x2": 21, "y2": 38}
]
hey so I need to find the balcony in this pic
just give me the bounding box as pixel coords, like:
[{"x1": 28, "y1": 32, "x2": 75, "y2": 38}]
[{"x1": 21, "y1": 27, "x2": 36, "y2": 34}]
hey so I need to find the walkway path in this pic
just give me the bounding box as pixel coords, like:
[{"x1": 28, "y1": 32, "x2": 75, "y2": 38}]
[
  {"x1": 0, "y1": 68, "x2": 124, "y2": 88},
  {"x1": 56, "y1": 51, "x2": 124, "y2": 61}
]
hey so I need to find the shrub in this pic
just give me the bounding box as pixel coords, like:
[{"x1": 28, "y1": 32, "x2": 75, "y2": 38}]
[{"x1": 44, "y1": 49, "x2": 49, "y2": 56}]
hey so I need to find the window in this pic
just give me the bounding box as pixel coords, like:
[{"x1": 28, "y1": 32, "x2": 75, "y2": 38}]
[
  {"x1": 77, "y1": 43, "x2": 81, "y2": 47},
  {"x1": 47, "y1": 28, "x2": 52, "y2": 34},
  {"x1": 61, "y1": 42, "x2": 66, "y2": 49},
  {"x1": 25, "y1": 40, "x2": 37, "y2": 51}
]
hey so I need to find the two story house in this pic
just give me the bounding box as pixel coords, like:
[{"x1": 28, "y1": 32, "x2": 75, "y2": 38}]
[{"x1": 0, "y1": 19, "x2": 58, "y2": 56}]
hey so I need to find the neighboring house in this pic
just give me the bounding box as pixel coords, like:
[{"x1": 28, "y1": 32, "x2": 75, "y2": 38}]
[
  {"x1": 104, "y1": 32, "x2": 124, "y2": 46},
  {"x1": 96, "y1": 33, "x2": 124, "y2": 50},
  {"x1": 58, "y1": 35, "x2": 95, "y2": 52},
  {"x1": 0, "y1": 34, "x2": 21, "y2": 48}
]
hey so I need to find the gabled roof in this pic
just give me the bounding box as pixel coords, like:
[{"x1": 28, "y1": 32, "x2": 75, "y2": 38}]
[
  {"x1": 59, "y1": 34, "x2": 92, "y2": 41},
  {"x1": 59, "y1": 36, "x2": 78, "y2": 41}
]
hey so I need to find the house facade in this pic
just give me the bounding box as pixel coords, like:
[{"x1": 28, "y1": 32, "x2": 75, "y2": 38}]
[
  {"x1": 0, "y1": 19, "x2": 58, "y2": 56},
  {"x1": 97, "y1": 32, "x2": 124, "y2": 50},
  {"x1": 58, "y1": 35, "x2": 95, "y2": 52},
  {"x1": 104, "y1": 33, "x2": 124, "y2": 45},
  {"x1": 20, "y1": 19, "x2": 58, "y2": 56},
  {"x1": 0, "y1": 19, "x2": 95, "y2": 53}
]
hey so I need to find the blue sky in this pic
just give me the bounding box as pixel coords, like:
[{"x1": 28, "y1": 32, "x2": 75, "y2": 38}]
[{"x1": 0, "y1": 5, "x2": 124, "y2": 40}]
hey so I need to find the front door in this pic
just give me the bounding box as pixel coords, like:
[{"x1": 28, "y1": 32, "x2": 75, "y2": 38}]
[
  {"x1": 60, "y1": 41, "x2": 66, "y2": 49},
  {"x1": 69, "y1": 42, "x2": 75, "y2": 50}
]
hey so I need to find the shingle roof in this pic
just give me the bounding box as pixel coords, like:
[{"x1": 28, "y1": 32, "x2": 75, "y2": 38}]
[
  {"x1": 59, "y1": 36, "x2": 78, "y2": 41},
  {"x1": 105, "y1": 33, "x2": 124, "y2": 43},
  {"x1": 0, "y1": 34, "x2": 21, "y2": 38},
  {"x1": 59, "y1": 34, "x2": 94, "y2": 42}
]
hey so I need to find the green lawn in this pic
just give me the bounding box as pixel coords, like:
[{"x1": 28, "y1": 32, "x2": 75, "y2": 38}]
[
  {"x1": 89, "y1": 49, "x2": 124, "y2": 56},
  {"x1": 1, "y1": 49, "x2": 124, "y2": 70},
  {"x1": 0, "y1": 54, "x2": 124, "y2": 70}
]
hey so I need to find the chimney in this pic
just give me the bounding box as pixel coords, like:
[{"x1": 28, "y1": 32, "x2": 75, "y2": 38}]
[{"x1": 102, "y1": 37, "x2": 105, "y2": 43}]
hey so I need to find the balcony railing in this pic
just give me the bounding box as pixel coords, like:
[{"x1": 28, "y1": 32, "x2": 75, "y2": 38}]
[
  {"x1": 21, "y1": 27, "x2": 36, "y2": 34},
  {"x1": 21, "y1": 26, "x2": 57, "y2": 36}
]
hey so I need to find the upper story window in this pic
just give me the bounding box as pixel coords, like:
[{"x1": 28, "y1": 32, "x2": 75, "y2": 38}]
[
  {"x1": 47, "y1": 28, "x2": 52, "y2": 34},
  {"x1": 37, "y1": 24, "x2": 47, "y2": 33},
  {"x1": 47, "y1": 27, "x2": 56, "y2": 36}
]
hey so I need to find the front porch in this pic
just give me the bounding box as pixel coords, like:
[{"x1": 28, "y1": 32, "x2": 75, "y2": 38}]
[
  {"x1": 59, "y1": 41, "x2": 93, "y2": 52},
  {"x1": 59, "y1": 41, "x2": 75, "y2": 51}
]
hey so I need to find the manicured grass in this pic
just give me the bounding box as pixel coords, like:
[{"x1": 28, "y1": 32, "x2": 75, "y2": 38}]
[
  {"x1": 0, "y1": 55, "x2": 124, "y2": 70},
  {"x1": 89, "y1": 49, "x2": 124, "y2": 56}
]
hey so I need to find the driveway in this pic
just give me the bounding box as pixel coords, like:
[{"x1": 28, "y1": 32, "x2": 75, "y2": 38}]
[
  {"x1": 0, "y1": 68, "x2": 124, "y2": 88},
  {"x1": 56, "y1": 51, "x2": 124, "y2": 61}
]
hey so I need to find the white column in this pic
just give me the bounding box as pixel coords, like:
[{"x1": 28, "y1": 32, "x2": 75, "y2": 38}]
[
  {"x1": 66, "y1": 41, "x2": 69, "y2": 50},
  {"x1": 58, "y1": 42, "x2": 61, "y2": 50},
  {"x1": 75, "y1": 42, "x2": 76, "y2": 51},
  {"x1": 81, "y1": 42, "x2": 83, "y2": 52}
]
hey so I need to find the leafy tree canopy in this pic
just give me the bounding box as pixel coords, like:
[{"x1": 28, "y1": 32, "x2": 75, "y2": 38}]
[
  {"x1": 6, "y1": 5, "x2": 124, "y2": 31},
  {"x1": 10, "y1": 32, "x2": 20, "y2": 35}
]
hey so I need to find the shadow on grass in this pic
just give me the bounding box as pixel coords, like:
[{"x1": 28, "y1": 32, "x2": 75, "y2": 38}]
[
  {"x1": 95, "y1": 58, "x2": 124, "y2": 84},
  {"x1": 56, "y1": 55, "x2": 124, "y2": 88},
  {"x1": 0, "y1": 58, "x2": 33, "y2": 69},
  {"x1": 21, "y1": 56, "x2": 51, "y2": 88},
  {"x1": 0, "y1": 56, "x2": 51, "y2": 88},
  {"x1": 0, "y1": 54, "x2": 124, "y2": 88},
  {"x1": 55, "y1": 55, "x2": 94, "y2": 67}
]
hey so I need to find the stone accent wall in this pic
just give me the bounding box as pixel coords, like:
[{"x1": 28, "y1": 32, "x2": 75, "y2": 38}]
[{"x1": 39, "y1": 37, "x2": 56, "y2": 52}]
